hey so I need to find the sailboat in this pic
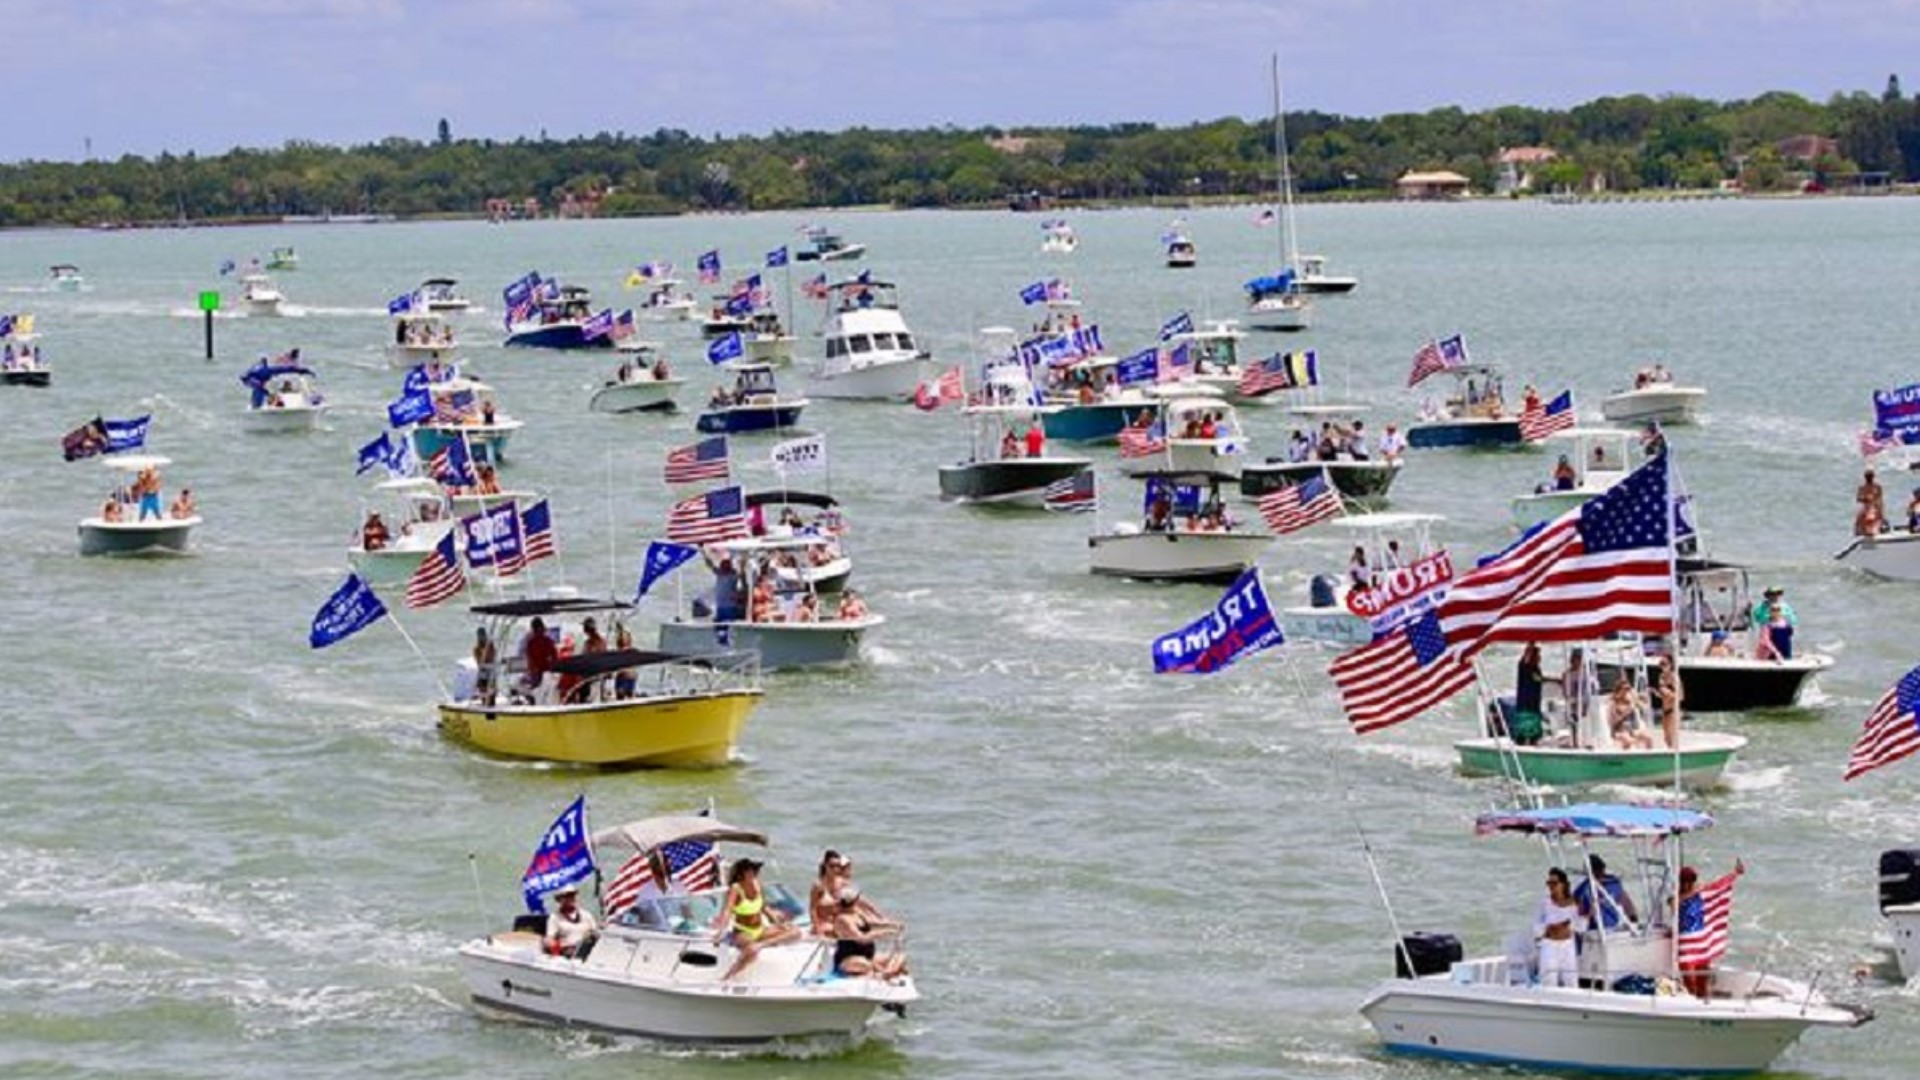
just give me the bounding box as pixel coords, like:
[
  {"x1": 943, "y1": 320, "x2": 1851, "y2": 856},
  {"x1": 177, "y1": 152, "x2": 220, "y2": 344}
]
[{"x1": 1246, "y1": 58, "x2": 1313, "y2": 332}]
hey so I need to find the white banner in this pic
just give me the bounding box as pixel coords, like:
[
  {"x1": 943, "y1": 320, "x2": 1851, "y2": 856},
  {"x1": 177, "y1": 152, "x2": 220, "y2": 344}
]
[{"x1": 771, "y1": 434, "x2": 827, "y2": 475}]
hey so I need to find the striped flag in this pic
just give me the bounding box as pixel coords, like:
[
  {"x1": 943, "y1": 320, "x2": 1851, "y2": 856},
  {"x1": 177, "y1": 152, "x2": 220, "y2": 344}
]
[
  {"x1": 1844, "y1": 665, "x2": 1920, "y2": 781},
  {"x1": 1861, "y1": 429, "x2": 1899, "y2": 458},
  {"x1": 1257, "y1": 473, "x2": 1343, "y2": 535},
  {"x1": 663, "y1": 436, "x2": 730, "y2": 485},
  {"x1": 1328, "y1": 611, "x2": 1476, "y2": 734},
  {"x1": 601, "y1": 839, "x2": 721, "y2": 917},
  {"x1": 802, "y1": 273, "x2": 829, "y2": 300},
  {"x1": 1043, "y1": 469, "x2": 1096, "y2": 513},
  {"x1": 1436, "y1": 452, "x2": 1675, "y2": 659},
  {"x1": 1520, "y1": 390, "x2": 1576, "y2": 442},
  {"x1": 1407, "y1": 339, "x2": 1453, "y2": 387},
  {"x1": 404, "y1": 531, "x2": 466, "y2": 609},
  {"x1": 1238, "y1": 350, "x2": 1317, "y2": 398},
  {"x1": 1676, "y1": 870, "x2": 1740, "y2": 968},
  {"x1": 665, "y1": 485, "x2": 750, "y2": 545},
  {"x1": 520, "y1": 500, "x2": 556, "y2": 563},
  {"x1": 1118, "y1": 422, "x2": 1167, "y2": 459}
]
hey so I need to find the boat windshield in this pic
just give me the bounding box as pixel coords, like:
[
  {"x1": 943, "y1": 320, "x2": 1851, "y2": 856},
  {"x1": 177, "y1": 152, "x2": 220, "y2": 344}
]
[{"x1": 609, "y1": 880, "x2": 807, "y2": 935}]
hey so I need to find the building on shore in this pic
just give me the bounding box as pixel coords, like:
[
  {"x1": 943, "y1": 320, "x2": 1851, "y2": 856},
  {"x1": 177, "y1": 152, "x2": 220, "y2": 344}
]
[{"x1": 1396, "y1": 170, "x2": 1471, "y2": 200}]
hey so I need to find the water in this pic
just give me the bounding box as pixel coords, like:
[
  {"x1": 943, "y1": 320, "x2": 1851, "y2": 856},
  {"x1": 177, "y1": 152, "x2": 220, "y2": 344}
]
[{"x1": 2, "y1": 199, "x2": 1918, "y2": 1078}]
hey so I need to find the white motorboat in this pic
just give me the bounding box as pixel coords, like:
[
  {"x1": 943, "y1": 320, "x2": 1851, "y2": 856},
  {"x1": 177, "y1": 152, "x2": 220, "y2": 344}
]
[
  {"x1": 938, "y1": 341, "x2": 1092, "y2": 506},
  {"x1": 742, "y1": 490, "x2": 853, "y2": 595},
  {"x1": 457, "y1": 812, "x2": 916, "y2": 1045},
  {"x1": 386, "y1": 311, "x2": 462, "y2": 369},
  {"x1": 794, "y1": 227, "x2": 867, "y2": 262},
  {"x1": 1117, "y1": 391, "x2": 1246, "y2": 481},
  {"x1": 1243, "y1": 405, "x2": 1402, "y2": 506},
  {"x1": 1040, "y1": 220, "x2": 1077, "y2": 254},
  {"x1": 1837, "y1": 527, "x2": 1920, "y2": 581},
  {"x1": 807, "y1": 276, "x2": 933, "y2": 400},
  {"x1": 266, "y1": 246, "x2": 299, "y2": 271},
  {"x1": 410, "y1": 377, "x2": 524, "y2": 464},
  {"x1": 347, "y1": 477, "x2": 457, "y2": 588},
  {"x1": 1602, "y1": 366, "x2": 1706, "y2": 425},
  {"x1": 1511, "y1": 428, "x2": 1635, "y2": 529},
  {"x1": 1406, "y1": 366, "x2": 1525, "y2": 449},
  {"x1": 2, "y1": 340, "x2": 51, "y2": 387},
  {"x1": 589, "y1": 344, "x2": 684, "y2": 414},
  {"x1": 659, "y1": 535, "x2": 880, "y2": 670},
  {"x1": 1292, "y1": 253, "x2": 1358, "y2": 294},
  {"x1": 49, "y1": 264, "x2": 85, "y2": 292},
  {"x1": 78, "y1": 454, "x2": 200, "y2": 557},
  {"x1": 1244, "y1": 279, "x2": 1313, "y2": 332},
  {"x1": 1165, "y1": 320, "x2": 1257, "y2": 403},
  {"x1": 1278, "y1": 512, "x2": 1447, "y2": 648},
  {"x1": 639, "y1": 277, "x2": 699, "y2": 322},
  {"x1": 240, "y1": 272, "x2": 285, "y2": 316},
  {"x1": 741, "y1": 310, "x2": 798, "y2": 368},
  {"x1": 1360, "y1": 802, "x2": 1869, "y2": 1074},
  {"x1": 1879, "y1": 849, "x2": 1920, "y2": 980},
  {"x1": 695, "y1": 363, "x2": 807, "y2": 436},
  {"x1": 1165, "y1": 233, "x2": 1197, "y2": 269},
  {"x1": 241, "y1": 360, "x2": 328, "y2": 434},
  {"x1": 419, "y1": 277, "x2": 473, "y2": 312},
  {"x1": 1088, "y1": 473, "x2": 1270, "y2": 584}
]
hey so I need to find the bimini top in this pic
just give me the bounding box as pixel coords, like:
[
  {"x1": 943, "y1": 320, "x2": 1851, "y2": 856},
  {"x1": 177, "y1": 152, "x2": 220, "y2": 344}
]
[
  {"x1": 545, "y1": 648, "x2": 715, "y2": 679},
  {"x1": 469, "y1": 597, "x2": 634, "y2": 618},
  {"x1": 591, "y1": 814, "x2": 768, "y2": 856},
  {"x1": 1476, "y1": 803, "x2": 1714, "y2": 838},
  {"x1": 744, "y1": 489, "x2": 839, "y2": 511}
]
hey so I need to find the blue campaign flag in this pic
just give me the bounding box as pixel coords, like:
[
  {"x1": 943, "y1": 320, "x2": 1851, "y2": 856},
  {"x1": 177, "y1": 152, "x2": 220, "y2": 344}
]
[
  {"x1": 581, "y1": 308, "x2": 615, "y2": 340},
  {"x1": 103, "y1": 415, "x2": 150, "y2": 453},
  {"x1": 1152, "y1": 568, "x2": 1284, "y2": 674},
  {"x1": 1144, "y1": 476, "x2": 1203, "y2": 516},
  {"x1": 502, "y1": 271, "x2": 540, "y2": 309},
  {"x1": 1159, "y1": 311, "x2": 1194, "y2": 341},
  {"x1": 1874, "y1": 383, "x2": 1920, "y2": 437},
  {"x1": 723, "y1": 292, "x2": 754, "y2": 317},
  {"x1": 1019, "y1": 280, "x2": 1049, "y2": 305},
  {"x1": 1438, "y1": 333, "x2": 1470, "y2": 366},
  {"x1": 697, "y1": 249, "x2": 722, "y2": 281},
  {"x1": 218, "y1": 258, "x2": 236, "y2": 276},
  {"x1": 462, "y1": 501, "x2": 525, "y2": 570},
  {"x1": 401, "y1": 364, "x2": 438, "y2": 395},
  {"x1": 766, "y1": 245, "x2": 789, "y2": 268},
  {"x1": 707, "y1": 332, "x2": 744, "y2": 365},
  {"x1": 355, "y1": 432, "x2": 400, "y2": 476},
  {"x1": 855, "y1": 269, "x2": 872, "y2": 285},
  {"x1": 309, "y1": 573, "x2": 389, "y2": 649},
  {"x1": 0, "y1": 314, "x2": 11, "y2": 337},
  {"x1": 636, "y1": 540, "x2": 700, "y2": 599},
  {"x1": 387, "y1": 388, "x2": 433, "y2": 428},
  {"x1": 1115, "y1": 347, "x2": 1159, "y2": 388},
  {"x1": 387, "y1": 291, "x2": 416, "y2": 315},
  {"x1": 520, "y1": 795, "x2": 595, "y2": 914}
]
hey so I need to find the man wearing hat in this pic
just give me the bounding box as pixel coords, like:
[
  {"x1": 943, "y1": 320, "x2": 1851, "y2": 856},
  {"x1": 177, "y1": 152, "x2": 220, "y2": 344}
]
[
  {"x1": 1750, "y1": 586, "x2": 1797, "y2": 660},
  {"x1": 544, "y1": 883, "x2": 599, "y2": 959}
]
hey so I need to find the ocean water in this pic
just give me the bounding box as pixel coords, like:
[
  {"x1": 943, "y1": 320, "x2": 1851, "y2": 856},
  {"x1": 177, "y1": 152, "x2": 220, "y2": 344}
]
[{"x1": 2, "y1": 198, "x2": 1918, "y2": 1078}]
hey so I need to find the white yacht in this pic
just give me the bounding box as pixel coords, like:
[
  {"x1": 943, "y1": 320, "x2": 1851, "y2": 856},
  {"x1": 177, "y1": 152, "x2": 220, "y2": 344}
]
[
  {"x1": 240, "y1": 272, "x2": 285, "y2": 316},
  {"x1": 1602, "y1": 365, "x2": 1707, "y2": 425},
  {"x1": 806, "y1": 277, "x2": 933, "y2": 400},
  {"x1": 78, "y1": 455, "x2": 200, "y2": 557},
  {"x1": 419, "y1": 277, "x2": 473, "y2": 313},
  {"x1": 386, "y1": 311, "x2": 461, "y2": 370}
]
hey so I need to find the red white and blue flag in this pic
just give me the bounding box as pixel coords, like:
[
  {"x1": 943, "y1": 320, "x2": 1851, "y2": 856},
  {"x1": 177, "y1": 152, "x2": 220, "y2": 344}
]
[
  {"x1": 1844, "y1": 665, "x2": 1920, "y2": 781},
  {"x1": 1042, "y1": 469, "x2": 1096, "y2": 513},
  {"x1": 663, "y1": 436, "x2": 730, "y2": 485},
  {"x1": 802, "y1": 273, "x2": 829, "y2": 300},
  {"x1": 1676, "y1": 871, "x2": 1740, "y2": 967},
  {"x1": 461, "y1": 501, "x2": 526, "y2": 576},
  {"x1": 1256, "y1": 473, "x2": 1342, "y2": 535},
  {"x1": 696, "y1": 249, "x2": 721, "y2": 285},
  {"x1": 1328, "y1": 611, "x2": 1477, "y2": 735},
  {"x1": 404, "y1": 531, "x2": 466, "y2": 610},
  {"x1": 601, "y1": 838, "x2": 720, "y2": 916},
  {"x1": 520, "y1": 499, "x2": 557, "y2": 563},
  {"x1": 1408, "y1": 335, "x2": 1467, "y2": 387},
  {"x1": 1520, "y1": 389, "x2": 1576, "y2": 442},
  {"x1": 665, "y1": 485, "x2": 750, "y2": 545},
  {"x1": 1118, "y1": 421, "x2": 1167, "y2": 459}
]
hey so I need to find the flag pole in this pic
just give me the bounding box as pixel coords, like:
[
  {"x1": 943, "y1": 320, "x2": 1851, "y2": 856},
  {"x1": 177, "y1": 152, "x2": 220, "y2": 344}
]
[
  {"x1": 384, "y1": 605, "x2": 450, "y2": 700},
  {"x1": 607, "y1": 448, "x2": 619, "y2": 600}
]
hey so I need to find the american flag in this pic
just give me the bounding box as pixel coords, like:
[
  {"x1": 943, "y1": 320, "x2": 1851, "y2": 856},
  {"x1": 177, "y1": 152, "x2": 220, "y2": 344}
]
[
  {"x1": 1408, "y1": 338, "x2": 1458, "y2": 387},
  {"x1": 1118, "y1": 422, "x2": 1167, "y2": 458},
  {"x1": 601, "y1": 839, "x2": 721, "y2": 917},
  {"x1": 802, "y1": 273, "x2": 829, "y2": 300},
  {"x1": 936, "y1": 366, "x2": 965, "y2": 403},
  {"x1": 520, "y1": 499, "x2": 556, "y2": 563},
  {"x1": 1042, "y1": 469, "x2": 1096, "y2": 513},
  {"x1": 433, "y1": 389, "x2": 476, "y2": 423},
  {"x1": 1676, "y1": 870, "x2": 1740, "y2": 967},
  {"x1": 610, "y1": 309, "x2": 637, "y2": 341},
  {"x1": 1844, "y1": 665, "x2": 1920, "y2": 781},
  {"x1": 1238, "y1": 354, "x2": 1295, "y2": 398},
  {"x1": 665, "y1": 485, "x2": 750, "y2": 545},
  {"x1": 1435, "y1": 452, "x2": 1675, "y2": 658},
  {"x1": 1328, "y1": 611, "x2": 1477, "y2": 734},
  {"x1": 1861, "y1": 429, "x2": 1899, "y2": 458},
  {"x1": 1257, "y1": 473, "x2": 1343, "y2": 534},
  {"x1": 404, "y1": 531, "x2": 466, "y2": 609},
  {"x1": 1519, "y1": 390, "x2": 1576, "y2": 442},
  {"x1": 428, "y1": 438, "x2": 475, "y2": 488},
  {"x1": 663, "y1": 436, "x2": 730, "y2": 485}
]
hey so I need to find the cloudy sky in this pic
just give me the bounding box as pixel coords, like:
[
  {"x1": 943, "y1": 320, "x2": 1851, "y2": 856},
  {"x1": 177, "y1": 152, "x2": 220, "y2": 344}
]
[{"x1": 5, "y1": 0, "x2": 1916, "y2": 161}]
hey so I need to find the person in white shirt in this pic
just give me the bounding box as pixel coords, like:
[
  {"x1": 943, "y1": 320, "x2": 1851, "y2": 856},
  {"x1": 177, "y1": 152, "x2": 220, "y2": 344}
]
[
  {"x1": 1534, "y1": 867, "x2": 1587, "y2": 987},
  {"x1": 545, "y1": 885, "x2": 599, "y2": 959},
  {"x1": 1378, "y1": 423, "x2": 1407, "y2": 463}
]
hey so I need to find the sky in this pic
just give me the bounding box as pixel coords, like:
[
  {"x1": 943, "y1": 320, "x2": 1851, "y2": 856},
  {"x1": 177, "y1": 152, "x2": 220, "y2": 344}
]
[{"x1": 4, "y1": 0, "x2": 1918, "y2": 162}]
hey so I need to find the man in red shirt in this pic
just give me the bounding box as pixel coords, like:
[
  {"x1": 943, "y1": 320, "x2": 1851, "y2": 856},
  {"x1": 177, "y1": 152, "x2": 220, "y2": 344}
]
[
  {"x1": 523, "y1": 615, "x2": 558, "y2": 695},
  {"x1": 1023, "y1": 425, "x2": 1045, "y2": 458}
]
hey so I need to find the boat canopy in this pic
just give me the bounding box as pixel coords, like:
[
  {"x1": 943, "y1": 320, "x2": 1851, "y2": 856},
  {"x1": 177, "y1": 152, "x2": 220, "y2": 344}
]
[
  {"x1": 1329, "y1": 512, "x2": 1445, "y2": 531},
  {"x1": 592, "y1": 814, "x2": 769, "y2": 856},
  {"x1": 421, "y1": 277, "x2": 458, "y2": 287},
  {"x1": 744, "y1": 489, "x2": 839, "y2": 510},
  {"x1": 1475, "y1": 802, "x2": 1714, "y2": 838},
  {"x1": 545, "y1": 648, "x2": 714, "y2": 678},
  {"x1": 470, "y1": 597, "x2": 634, "y2": 618},
  {"x1": 1244, "y1": 271, "x2": 1297, "y2": 296},
  {"x1": 51, "y1": 264, "x2": 79, "y2": 273}
]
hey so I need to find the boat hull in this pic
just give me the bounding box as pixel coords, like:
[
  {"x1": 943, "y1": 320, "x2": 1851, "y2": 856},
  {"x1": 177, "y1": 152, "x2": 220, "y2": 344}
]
[
  {"x1": 694, "y1": 403, "x2": 805, "y2": 435},
  {"x1": 436, "y1": 690, "x2": 762, "y2": 768},
  {"x1": 1453, "y1": 733, "x2": 1747, "y2": 789},
  {"x1": 78, "y1": 517, "x2": 197, "y2": 557},
  {"x1": 411, "y1": 423, "x2": 518, "y2": 464},
  {"x1": 938, "y1": 458, "x2": 1092, "y2": 506},
  {"x1": 1087, "y1": 531, "x2": 1270, "y2": 584},
  {"x1": 589, "y1": 379, "x2": 683, "y2": 414},
  {"x1": 1118, "y1": 442, "x2": 1242, "y2": 480},
  {"x1": 504, "y1": 323, "x2": 610, "y2": 350},
  {"x1": 2, "y1": 370, "x2": 50, "y2": 387},
  {"x1": 658, "y1": 619, "x2": 876, "y2": 671},
  {"x1": 1240, "y1": 460, "x2": 1401, "y2": 504},
  {"x1": 1041, "y1": 403, "x2": 1137, "y2": 444},
  {"x1": 1836, "y1": 529, "x2": 1920, "y2": 581},
  {"x1": 805, "y1": 355, "x2": 930, "y2": 401},
  {"x1": 1602, "y1": 387, "x2": 1706, "y2": 425},
  {"x1": 1295, "y1": 277, "x2": 1357, "y2": 294},
  {"x1": 1406, "y1": 418, "x2": 1524, "y2": 449},
  {"x1": 244, "y1": 404, "x2": 326, "y2": 434},
  {"x1": 1594, "y1": 653, "x2": 1832, "y2": 712},
  {"x1": 386, "y1": 344, "x2": 462, "y2": 370},
  {"x1": 1278, "y1": 603, "x2": 1374, "y2": 649},
  {"x1": 1362, "y1": 975, "x2": 1850, "y2": 1075},
  {"x1": 1245, "y1": 300, "x2": 1311, "y2": 332},
  {"x1": 1887, "y1": 905, "x2": 1920, "y2": 981},
  {"x1": 458, "y1": 939, "x2": 905, "y2": 1044}
]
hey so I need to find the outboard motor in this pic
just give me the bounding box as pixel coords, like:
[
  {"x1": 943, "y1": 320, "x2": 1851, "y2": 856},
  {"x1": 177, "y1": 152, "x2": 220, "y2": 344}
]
[
  {"x1": 1395, "y1": 932, "x2": 1463, "y2": 978},
  {"x1": 1880, "y1": 849, "x2": 1920, "y2": 912},
  {"x1": 1309, "y1": 573, "x2": 1339, "y2": 609}
]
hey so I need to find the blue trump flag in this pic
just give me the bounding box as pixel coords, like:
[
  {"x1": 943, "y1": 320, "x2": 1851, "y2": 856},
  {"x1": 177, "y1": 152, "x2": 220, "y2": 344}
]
[
  {"x1": 1159, "y1": 311, "x2": 1194, "y2": 341},
  {"x1": 766, "y1": 246, "x2": 789, "y2": 268},
  {"x1": 707, "y1": 332, "x2": 744, "y2": 365},
  {"x1": 309, "y1": 573, "x2": 388, "y2": 649},
  {"x1": 521, "y1": 795, "x2": 595, "y2": 914},
  {"x1": 1144, "y1": 476, "x2": 1203, "y2": 516},
  {"x1": 462, "y1": 501, "x2": 525, "y2": 570},
  {"x1": 387, "y1": 291, "x2": 416, "y2": 315},
  {"x1": 581, "y1": 308, "x2": 615, "y2": 340},
  {"x1": 1151, "y1": 568, "x2": 1284, "y2": 675},
  {"x1": 1115, "y1": 347, "x2": 1158, "y2": 387},
  {"x1": 356, "y1": 432, "x2": 398, "y2": 476},
  {"x1": 103, "y1": 415, "x2": 151, "y2": 453},
  {"x1": 387, "y1": 388, "x2": 433, "y2": 428},
  {"x1": 1019, "y1": 280, "x2": 1049, "y2": 305},
  {"x1": 1874, "y1": 383, "x2": 1920, "y2": 439},
  {"x1": 636, "y1": 540, "x2": 700, "y2": 599},
  {"x1": 723, "y1": 292, "x2": 754, "y2": 317}
]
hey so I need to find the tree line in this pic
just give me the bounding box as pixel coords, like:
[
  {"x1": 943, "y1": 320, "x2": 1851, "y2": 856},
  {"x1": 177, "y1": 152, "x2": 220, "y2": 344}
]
[{"x1": 7, "y1": 77, "x2": 1920, "y2": 226}]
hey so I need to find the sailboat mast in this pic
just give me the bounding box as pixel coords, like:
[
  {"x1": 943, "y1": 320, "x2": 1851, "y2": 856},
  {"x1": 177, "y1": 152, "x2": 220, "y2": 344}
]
[{"x1": 1271, "y1": 54, "x2": 1299, "y2": 275}]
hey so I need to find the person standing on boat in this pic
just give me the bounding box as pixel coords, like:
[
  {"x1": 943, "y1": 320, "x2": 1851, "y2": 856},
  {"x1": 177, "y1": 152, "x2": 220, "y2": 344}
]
[
  {"x1": 521, "y1": 616, "x2": 557, "y2": 697},
  {"x1": 544, "y1": 884, "x2": 598, "y2": 959},
  {"x1": 1750, "y1": 587, "x2": 1796, "y2": 660},
  {"x1": 1378, "y1": 423, "x2": 1406, "y2": 463},
  {"x1": 1856, "y1": 470, "x2": 1888, "y2": 536},
  {"x1": 1574, "y1": 855, "x2": 1639, "y2": 932},
  {"x1": 1675, "y1": 859, "x2": 1744, "y2": 997},
  {"x1": 1024, "y1": 424, "x2": 1045, "y2": 458},
  {"x1": 1533, "y1": 867, "x2": 1586, "y2": 987},
  {"x1": 1656, "y1": 652, "x2": 1683, "y2": 749},
  {"x1": 1511, "y1": 643, "x2": 1547, "y2": 745}
]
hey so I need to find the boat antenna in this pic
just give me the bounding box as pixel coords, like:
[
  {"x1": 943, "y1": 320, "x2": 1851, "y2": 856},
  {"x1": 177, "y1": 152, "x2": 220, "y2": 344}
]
[
  {"x1": 466, "y1": 851, "x2": 487, "y2": 926},
  {"x1": 606, "y1": 448, "x2": 619, "y2": 600}
]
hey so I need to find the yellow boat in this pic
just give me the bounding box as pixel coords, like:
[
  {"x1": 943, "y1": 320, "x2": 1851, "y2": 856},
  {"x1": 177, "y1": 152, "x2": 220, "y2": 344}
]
[{"x1": 439, "y1": 598, "x2": 763, "y2": 768}]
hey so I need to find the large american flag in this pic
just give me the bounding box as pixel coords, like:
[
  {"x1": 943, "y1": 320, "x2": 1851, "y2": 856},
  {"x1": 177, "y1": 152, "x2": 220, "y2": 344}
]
[
  {"x1": 404, "y1": 531, "x2": 466, "y2": 609},
  {"x1": 1257, "y1": 473, "x2": 1343, "y2": 535},
  {"x1": 666, "y1": 485, "x2": 750, "y2": 545},
  {"x1": 601, "y1": 839, "x2": 721, "y2": 917},
  {"x1": 1408, "y1": 334, "x2": 1467, "y2": 387},
  {"x1": 1676, "y1": 870, "x2": 1740, "y2": 967},
  {"x1": 802, "y1": 273, "x2": 829, "y2": 300},
  {"x1": 1328, "y1": 611, "x2": 1477, "y2": 734},
  {"x1": 520, "y1": 499, "x2": 556, "y2": 563},
  {"x1": 1238, "y1": 353, "x2": 1294, "y2": 398},
  {"x1": 1042, "y1": 469, "x2": 1096, "y2": 513},
  {"x1": 1519, "y1": 389, "x2": 1576, "y2": 442},
  {"x1": 663, "y1": 436, "x2": 730, "y2": 485},
  {"x1": 1118, "y1": 422, "x2": 1167, "y2": 459},
  {"x1": 1434, "y1": 452, "x2": 1675, "y2": 659},
  {"x1": 1844, "y1": 665, "x2": 1920, "y2": 781}
]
